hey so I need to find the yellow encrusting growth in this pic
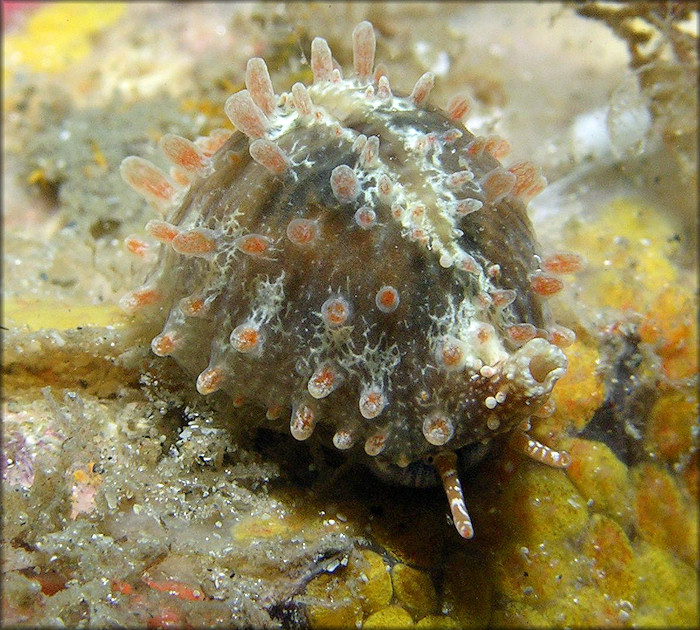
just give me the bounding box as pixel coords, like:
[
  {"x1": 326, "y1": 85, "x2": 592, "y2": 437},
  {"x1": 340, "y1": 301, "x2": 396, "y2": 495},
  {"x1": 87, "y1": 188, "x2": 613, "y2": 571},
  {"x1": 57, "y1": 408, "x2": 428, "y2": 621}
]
[
  {"x1": 303, "y1": 549, "x2": 393, "y2": 629},
  {"x1": 639, "y1": 284, "x2": 698, "y2": 381},
  {"x1": 231, "y1": 513, "x2": 293, "y2": 542},
  {"x1": 559, "y1": 197, "x2": 685, "y2": 313},
  {"x1": 565, "y1": 437, "x2": 634, "y2": 527},
  {"x1": 499, "y1": 464, "x2": 589, "y2": 544},
  {"x1": 4, "y1": 3, "x2": 126, "y2": 74},
  {"x1": 391, "y1": 563, "x2": 438, "y2": 620},
  {"x1": 3, "y1": 299, "x2": 128, "y2": 331},
  {"x1": 415, "y1": 615, "x2": 461, "y2": 629},
  {"x1": 544, "y1": 338, "x2": 603, "y2": 435},
  {"x1": 632, "y1": 463, "x2": 698, "y2": 567},
  {"x1": 645, "y1": 390, "x2": 698, "y2": 465},
  {"x1": 363, "y1": 605, "x2": 414, "y2": 628},
  {"x1": 580, "y1": 514, "x2": 636, "y2": 599},
  {"x1": 632, "y1": 541, "x2": 699, "y2": 626}
]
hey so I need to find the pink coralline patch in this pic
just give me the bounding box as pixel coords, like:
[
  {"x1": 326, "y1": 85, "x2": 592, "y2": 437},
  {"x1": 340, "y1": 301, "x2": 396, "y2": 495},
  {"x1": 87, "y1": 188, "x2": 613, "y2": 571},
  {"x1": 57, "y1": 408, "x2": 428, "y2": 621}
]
[
  {"x1": 2, "y1": 2, "x2": 41, "y2": 29},
  {"x1": 120, "y1": 20, "x2": 579, "y2": 539},
  {"x1": 1, "y1": 406, "x2": 65, "y2": 490},
  {"x1": 1, "y1": 431, "x2": 36, "y2": 488}
]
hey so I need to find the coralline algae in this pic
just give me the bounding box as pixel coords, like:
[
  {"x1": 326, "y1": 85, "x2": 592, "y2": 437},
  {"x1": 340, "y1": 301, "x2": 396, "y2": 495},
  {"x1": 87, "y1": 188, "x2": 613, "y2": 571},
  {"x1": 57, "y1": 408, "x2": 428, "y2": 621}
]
[{"x1": 120, "y1": 20, "x2": 580, "y2": 538}]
